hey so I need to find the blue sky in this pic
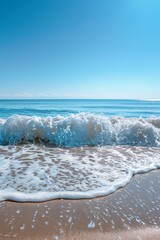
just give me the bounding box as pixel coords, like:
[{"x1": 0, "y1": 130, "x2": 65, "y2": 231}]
[{"x1": 0, "y1": 0, "x2": 160, "y2": 99}]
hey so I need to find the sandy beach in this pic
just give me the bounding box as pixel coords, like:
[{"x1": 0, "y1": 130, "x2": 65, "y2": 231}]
[{"x1": 0, "y1": 170, "x2": 160, "y2": 240}]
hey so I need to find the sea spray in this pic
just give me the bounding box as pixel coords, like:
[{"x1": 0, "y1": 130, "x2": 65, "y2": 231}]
[{"x1": 0, "y1": 113, "x2": 159, "y2": 146}]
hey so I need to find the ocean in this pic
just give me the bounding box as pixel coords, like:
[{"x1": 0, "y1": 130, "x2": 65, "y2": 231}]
[{"x1": 0, "y1": 99, "x2": 160, "y2": 202}]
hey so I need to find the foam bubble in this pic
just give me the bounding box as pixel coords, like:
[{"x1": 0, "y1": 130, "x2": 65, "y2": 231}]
[
  {"x1": 0, "y1": 144, "x2": 159, "y2": 202},
  {"x1": 0, "y1": 114, "x2": 159, "y2": 147}
]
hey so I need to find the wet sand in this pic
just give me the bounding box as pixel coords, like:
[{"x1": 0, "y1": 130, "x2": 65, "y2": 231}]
[{"x1": 0, "y1": 170, "x2": 160, "y2": 240}]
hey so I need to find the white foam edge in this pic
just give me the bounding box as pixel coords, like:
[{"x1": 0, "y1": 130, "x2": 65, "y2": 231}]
[{"x1": 0, "y1": 164, "x2": 159, "y2": 202}]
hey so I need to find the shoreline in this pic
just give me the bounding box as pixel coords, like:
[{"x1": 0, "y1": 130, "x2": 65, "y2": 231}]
[{"x1": 0, "y1": 170, "x2": 160, "y2": 239}]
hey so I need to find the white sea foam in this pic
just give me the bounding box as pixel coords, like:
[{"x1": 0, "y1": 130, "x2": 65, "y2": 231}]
[
  {"x1": 0, "y1": 144, "x2": 159, "y2": 202},
  {"x1": 0, "y1": 113, "x2": 160, "y2": 147},
  {"x1": 0, "y1": 113, "x2": 160, "y2": 202}
]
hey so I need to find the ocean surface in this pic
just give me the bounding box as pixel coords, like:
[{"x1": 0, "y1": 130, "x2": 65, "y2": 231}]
[{"x1": 0, "y1": 99, "x2": 160, "y2": 202}]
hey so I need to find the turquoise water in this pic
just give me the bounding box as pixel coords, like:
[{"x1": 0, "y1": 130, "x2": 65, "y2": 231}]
[
  {"x1": 0, "y1": 99, "x2": 160, "y2": 147},
  {"x1": 0, "y1": 99, "x2": 160, "y2": 118},
  {"x1": 0, "y1": 99, "x2": 160, "y2": 202}
]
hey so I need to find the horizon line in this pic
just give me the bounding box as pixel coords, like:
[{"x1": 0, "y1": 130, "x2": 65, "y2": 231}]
[{"x1": 0, "y1": 98, "x2": 159, "y2": 101}]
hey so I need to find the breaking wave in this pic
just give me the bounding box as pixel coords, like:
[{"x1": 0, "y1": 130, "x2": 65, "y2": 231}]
[{"x1": 0, "y1": 113, "x2": 160, "y2": 147}]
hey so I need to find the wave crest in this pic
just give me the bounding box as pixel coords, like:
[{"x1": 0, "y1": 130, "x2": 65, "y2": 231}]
[{"x1": 0, "y1": 113, "x2": 159, "y2": 146}]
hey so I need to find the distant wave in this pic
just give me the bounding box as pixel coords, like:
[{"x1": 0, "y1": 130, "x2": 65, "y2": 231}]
[
  {"x1": 139, "y1": 99, "x2": 160, "y2": 102},
  {"x1": 0, "y1": 113, "x2": 160, "y2": 146}
]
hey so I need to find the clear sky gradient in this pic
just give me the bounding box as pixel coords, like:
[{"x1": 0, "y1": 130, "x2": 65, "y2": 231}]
[{"x1": 0, "y1": 0, "x2": 160, "y2": 99}]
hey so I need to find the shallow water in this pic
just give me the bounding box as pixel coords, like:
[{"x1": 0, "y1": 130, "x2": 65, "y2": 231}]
[
  {"x1": 0, "y1": 144, "x2": 160, "y2": 201},
  {"x1": 0, "y1": 99, "x2": 160, "y2": 201}
]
